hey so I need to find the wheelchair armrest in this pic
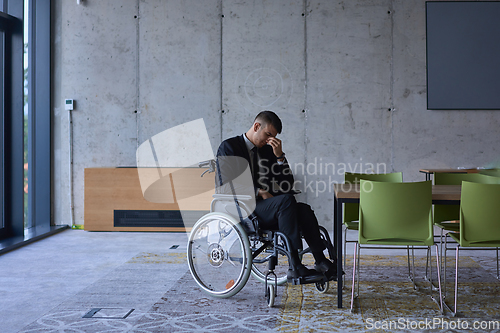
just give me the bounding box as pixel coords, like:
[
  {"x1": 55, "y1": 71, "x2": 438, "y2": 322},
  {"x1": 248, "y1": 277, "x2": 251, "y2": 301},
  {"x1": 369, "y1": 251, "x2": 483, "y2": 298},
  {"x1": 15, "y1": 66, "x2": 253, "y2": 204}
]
[{"x1": 212, "y1": 194, "x2": 253, "y2": 201}]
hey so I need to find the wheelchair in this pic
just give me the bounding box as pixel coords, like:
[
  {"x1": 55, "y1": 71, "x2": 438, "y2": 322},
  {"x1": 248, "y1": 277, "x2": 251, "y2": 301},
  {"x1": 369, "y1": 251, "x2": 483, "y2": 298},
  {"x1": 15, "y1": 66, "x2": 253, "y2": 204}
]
[{"x1": 187, "y1": 160, "x2": 336, "y2": 307}]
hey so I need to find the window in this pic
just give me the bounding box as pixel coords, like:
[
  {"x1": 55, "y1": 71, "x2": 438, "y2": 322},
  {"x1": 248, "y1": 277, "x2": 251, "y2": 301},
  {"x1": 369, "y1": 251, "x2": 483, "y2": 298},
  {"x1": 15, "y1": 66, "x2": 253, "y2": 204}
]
[
  {"x1": 0, "y1": 0, "x2": 24, "y2": 241},
  {"x1": 0, "y1": 29, "x2": 4, "y2": 234},
  {"x1": 1, "y1": 0, "x2": 52, "y2": 246},
  {"x1": 23, "y1": 0, "x2": 28, "y2": 227},
  {"x1": 26, "y1": 0, "x2": 51, "y2": 233}
]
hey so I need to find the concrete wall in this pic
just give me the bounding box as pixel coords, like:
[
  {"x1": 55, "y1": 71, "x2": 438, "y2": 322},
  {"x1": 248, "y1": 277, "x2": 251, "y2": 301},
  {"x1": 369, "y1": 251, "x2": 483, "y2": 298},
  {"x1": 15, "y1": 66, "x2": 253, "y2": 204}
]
[{"x1": 52, "y1": 0, "x2": 500, "y2": 230}]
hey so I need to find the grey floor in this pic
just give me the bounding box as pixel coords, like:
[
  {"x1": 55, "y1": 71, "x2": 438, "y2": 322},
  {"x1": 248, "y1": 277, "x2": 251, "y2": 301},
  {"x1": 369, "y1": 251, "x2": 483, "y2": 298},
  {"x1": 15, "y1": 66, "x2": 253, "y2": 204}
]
[
  {"x1": 1, "y1": 229, "x2": 498, "y2": 333},
  {"x1": 0, "y1": 230, "x2": 189, "y2": 333}
]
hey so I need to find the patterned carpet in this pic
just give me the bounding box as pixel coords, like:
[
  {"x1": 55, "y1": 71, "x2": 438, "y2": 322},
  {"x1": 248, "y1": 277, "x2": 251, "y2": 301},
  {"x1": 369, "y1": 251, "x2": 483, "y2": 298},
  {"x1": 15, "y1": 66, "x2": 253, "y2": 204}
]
[{"x1": 18, "y1": 252, "x2": 500, "y2": 332}]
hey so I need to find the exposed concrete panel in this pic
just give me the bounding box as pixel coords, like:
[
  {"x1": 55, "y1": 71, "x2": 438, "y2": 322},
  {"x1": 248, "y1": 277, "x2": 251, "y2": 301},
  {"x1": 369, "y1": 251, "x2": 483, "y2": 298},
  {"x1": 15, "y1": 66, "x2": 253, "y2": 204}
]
[
  {"x1": 221, "y1": 0, "x2": 307, "y2": 178},
  {"x1": 52, "y1": 0, "x2": 500, "y2": 230},
  {"x1": 138, "y1": 0, "x2": 221, "y2": 154},
  {"x1": 53, "y1": 0, "x2": 138, "y2": 225},
  {"x1": 305, "y1": 0, "x2": 393, "y2": 225},
  {"x1": 392, "y1": 0, "x2": 500, "y2": 181}
]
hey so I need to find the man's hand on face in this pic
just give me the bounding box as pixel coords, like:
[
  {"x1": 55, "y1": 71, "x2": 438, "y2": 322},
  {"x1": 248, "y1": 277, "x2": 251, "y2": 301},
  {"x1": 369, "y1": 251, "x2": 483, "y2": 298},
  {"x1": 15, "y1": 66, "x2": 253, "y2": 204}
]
[{"x1": 267, "y1": 137, "x2": 283, "y2": 158}]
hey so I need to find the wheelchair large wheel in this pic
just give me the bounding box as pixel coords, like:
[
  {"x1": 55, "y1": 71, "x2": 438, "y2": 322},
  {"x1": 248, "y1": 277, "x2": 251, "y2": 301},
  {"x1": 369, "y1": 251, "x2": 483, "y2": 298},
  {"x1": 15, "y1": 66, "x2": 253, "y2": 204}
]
[
  {"x1": 187, "y1": 212, "x2": 252, "y2": 298},
  {"x1": 250, "y1": 238, "x2": 289, "y2": 286}
]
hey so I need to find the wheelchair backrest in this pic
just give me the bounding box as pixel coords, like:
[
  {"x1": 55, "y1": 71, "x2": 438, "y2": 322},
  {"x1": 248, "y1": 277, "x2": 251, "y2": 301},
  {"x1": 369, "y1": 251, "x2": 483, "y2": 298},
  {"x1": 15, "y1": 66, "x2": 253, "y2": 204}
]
[
  {"x1": 213, "y1": 156, "x2": 257, "y2": 218},
  {"x1": 211, "y1": 196, "x2": 253, "y2": 219}
]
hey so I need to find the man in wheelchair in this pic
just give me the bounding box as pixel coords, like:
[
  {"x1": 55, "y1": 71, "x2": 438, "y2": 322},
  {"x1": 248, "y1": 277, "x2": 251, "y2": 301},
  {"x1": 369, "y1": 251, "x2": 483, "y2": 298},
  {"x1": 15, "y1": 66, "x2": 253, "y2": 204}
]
[{"x1": 216, "y1": 111, "x2": 337, "y2": 282}]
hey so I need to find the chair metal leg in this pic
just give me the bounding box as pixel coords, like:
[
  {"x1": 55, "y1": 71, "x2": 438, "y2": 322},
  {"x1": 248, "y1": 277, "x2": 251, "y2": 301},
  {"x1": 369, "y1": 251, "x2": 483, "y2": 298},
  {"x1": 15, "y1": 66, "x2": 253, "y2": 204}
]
[
  {"x1": 427, "y1": 227, "x2": 445, "y2": 282},
  {"x1": 350, "y1": 242, "x2": 358, "y2": 312},
  {"x1": 497, "y1": 248, "x2": 499, "y2": 280},
  {"x1": 442, "y1": 243, "x2": 498, "y2": 316},
  {"x1": 433, "y1": 244, "x2": 444, "y2": 314},
  {"x1": 406, "y1": 246, "x2": 418, "y2": 290},
  {"x1": 443, "y1": 233, "x2": 449, "y2": 299},
  {"x1": 453, "y1": 245, "x2": 460, "y2": 316},
  {"x1": 406, "y1": 246, "x2": 411, "y2": 279},
  {"x1": 441, "y1": 236, "x2": 456, "y2": 315},
  {"x1": 343, "y1": 227, "x2": 347, "y2": 288},
  {"x1": 413, "y1": 246, "x2": 417, "y2": 289},
  {"x1": 425, "y1": 245, "x2": 430, "y2": 281},
  {"x1": 428, "y1": 246, "x2": 435, "y2": 290},
  {"x1": 426, "y1": 246, "x2": 440, "y2": 292},
  {"x1": 428, "y1": 246, "x2": 431, "y2": 286},
  {"x1": 356, "y1": 243, "x2": 361, "y2": 297},
  {"x1": 351, "y1": 244, "x2": 444, "y2": 314},
  {"x1": 440, "y1": 228, "x2": 445, "y2": 276},
  {"x1": 343, "y1": 226, "x2": 358, "y2": 289}
]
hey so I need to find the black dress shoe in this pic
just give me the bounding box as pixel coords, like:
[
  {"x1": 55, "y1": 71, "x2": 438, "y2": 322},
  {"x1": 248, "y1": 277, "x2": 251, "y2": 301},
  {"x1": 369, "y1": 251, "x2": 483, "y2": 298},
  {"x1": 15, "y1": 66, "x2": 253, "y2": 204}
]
[
  {"x1": 314, "y1": 259, "x2": 335, "y2": 273},
  {"x1": 314, "y1": 259, "x2": 339, "y2": 280},
  {"x1": 287, "y1": 264, "x2": 324, "y2": 283}
]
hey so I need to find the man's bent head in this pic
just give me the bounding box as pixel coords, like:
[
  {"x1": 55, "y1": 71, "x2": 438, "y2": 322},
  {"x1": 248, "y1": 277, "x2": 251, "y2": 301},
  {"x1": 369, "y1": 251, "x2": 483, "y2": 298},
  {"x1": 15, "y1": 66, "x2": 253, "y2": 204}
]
[
  {"x1": 254, "y1": 111, "x2": 282, "y2": 134},
  {"x1": 247, "y1": 111, "x2": 282, "y2": 148}
]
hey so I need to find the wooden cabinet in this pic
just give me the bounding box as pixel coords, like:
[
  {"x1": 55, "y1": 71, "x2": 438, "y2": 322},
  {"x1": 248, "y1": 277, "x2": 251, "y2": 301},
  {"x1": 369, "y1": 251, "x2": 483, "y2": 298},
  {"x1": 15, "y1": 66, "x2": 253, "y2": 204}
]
[{"x1": 84, "y1": 167, "x2": 214, "y2": 231}]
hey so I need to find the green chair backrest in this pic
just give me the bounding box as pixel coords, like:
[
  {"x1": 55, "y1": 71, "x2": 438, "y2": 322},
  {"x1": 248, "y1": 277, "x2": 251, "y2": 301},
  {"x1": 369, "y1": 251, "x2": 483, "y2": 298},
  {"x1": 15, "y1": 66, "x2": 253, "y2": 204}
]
[
  {"x1": 479, "y1": 168, "x2": 500, "y2": 178},
  {"x1": 343, "y1": 172, "x2": 403, "y2": 224},
  {"x1": 473, "y1": 173, "x2": 500, "y2": 184},
  {"x1": 459, "y1": 181, "x2": 500, "y2": 247},
  {"x1": 434, "y1": 173, "x2": 499, "y2": 224},
  {"x1": 345, "y1": 172, "x2": 403, "y2": 184},
  {"x1": 359, "y1": 180, "x2": 433, "y2": 246},
  {"x1": 434, "y1": 172, "x2": 499, "y2": 185}
]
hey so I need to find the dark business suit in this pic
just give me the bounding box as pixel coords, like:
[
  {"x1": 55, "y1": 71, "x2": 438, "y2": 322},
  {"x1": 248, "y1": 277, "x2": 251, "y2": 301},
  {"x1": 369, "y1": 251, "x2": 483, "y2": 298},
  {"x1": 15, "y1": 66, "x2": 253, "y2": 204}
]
[{"x1": 216, "y1": 134, "x2": 326, "y2": 255}]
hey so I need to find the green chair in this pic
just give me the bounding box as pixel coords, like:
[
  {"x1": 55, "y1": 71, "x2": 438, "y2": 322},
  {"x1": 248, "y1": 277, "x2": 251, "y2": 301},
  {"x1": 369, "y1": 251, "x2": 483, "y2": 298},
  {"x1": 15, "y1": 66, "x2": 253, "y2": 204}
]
[
  {"x1": 434, "y1": 173, "x2": 500, "y2": 276},
  {"x1": 479, "y1": 168, "x2": 500, "y2": 178},
  {"x1": 443, "y1": 181, "x2": 500, "y2": 316},
  {"x1": 434, "y1": 173, "x2": 498, "y2": 232},
  {"x1": 350, "y1": 180, "x2": 443, "y2": 313},
  {"x1": 343, "y1": 172, "x2": 403, "y2": 271}
]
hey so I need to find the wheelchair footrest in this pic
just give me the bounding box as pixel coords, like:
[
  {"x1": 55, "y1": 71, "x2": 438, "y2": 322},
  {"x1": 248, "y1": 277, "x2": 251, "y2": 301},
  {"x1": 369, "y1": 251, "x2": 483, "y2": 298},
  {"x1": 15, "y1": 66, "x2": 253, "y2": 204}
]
[
  {"x1": 289, "y1": 272, "x2": 339, "y2": 285},
  {"x1": 288, "y1": 274, "x2": 325, "y2": 285}
]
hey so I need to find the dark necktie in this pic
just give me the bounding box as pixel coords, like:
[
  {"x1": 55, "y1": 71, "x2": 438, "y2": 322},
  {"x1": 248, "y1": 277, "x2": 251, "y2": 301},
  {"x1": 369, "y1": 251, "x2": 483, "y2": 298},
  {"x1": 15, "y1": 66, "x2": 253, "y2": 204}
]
[{"x1": 251, "y1": 147, "x2": 259, "y2": 183}]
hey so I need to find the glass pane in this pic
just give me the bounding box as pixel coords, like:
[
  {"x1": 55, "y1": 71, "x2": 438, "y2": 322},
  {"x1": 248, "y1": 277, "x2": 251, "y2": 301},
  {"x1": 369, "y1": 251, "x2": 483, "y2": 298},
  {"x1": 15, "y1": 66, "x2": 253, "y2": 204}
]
[
  {"x1": 0, "y1": 30, "x2": 4, "y2": 231},
  {"x1": 23, "y1": 0, "x2": 29, "y2": 228}
]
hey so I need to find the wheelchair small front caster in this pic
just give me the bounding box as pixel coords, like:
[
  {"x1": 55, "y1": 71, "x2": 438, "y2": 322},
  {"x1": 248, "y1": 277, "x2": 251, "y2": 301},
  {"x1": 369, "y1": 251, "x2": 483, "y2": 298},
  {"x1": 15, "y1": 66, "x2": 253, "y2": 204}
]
[
  {"x1": 315, "y1": 281, "x2": 329, "y2": 293},
  {"x1": 266, "y1": 284, "x2": 275, "y2": 307}
]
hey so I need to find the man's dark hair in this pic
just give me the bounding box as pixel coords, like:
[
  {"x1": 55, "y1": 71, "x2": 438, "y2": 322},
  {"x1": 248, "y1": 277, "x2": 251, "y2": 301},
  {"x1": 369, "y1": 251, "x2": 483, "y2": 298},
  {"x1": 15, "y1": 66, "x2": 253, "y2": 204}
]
[{"x1": 254, "y1": 110, "x2": 282, "y2": 134}]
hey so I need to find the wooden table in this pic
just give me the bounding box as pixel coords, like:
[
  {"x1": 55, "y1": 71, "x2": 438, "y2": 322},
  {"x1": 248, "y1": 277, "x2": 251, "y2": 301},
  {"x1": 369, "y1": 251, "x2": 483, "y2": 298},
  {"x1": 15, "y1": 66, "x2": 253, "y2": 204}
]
[
  {"x1": 419, "y1": 168, "x2": 479, "y2": 181},
  {"x1": 332, "y1": 183, "x2": 461, "y2": 308}
]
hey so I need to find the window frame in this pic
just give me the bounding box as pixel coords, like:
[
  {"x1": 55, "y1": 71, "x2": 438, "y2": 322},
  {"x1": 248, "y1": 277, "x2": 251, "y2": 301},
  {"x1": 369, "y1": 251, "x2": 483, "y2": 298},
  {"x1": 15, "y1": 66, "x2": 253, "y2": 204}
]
[
  {"x1": 27, "y1": 0, "x2": 51, "y2": 231},
  {"x1": 0, "y1": 3, "x2": 24, "y2": 240},
  {"x1": 0, "y1": 0, "x2": 51, "y2": 243}
]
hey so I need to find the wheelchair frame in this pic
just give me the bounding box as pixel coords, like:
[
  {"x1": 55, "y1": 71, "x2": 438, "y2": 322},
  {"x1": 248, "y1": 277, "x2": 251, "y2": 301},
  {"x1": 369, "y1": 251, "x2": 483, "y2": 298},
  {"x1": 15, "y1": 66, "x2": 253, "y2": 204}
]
[{"x1": 187, "y1": 160, "x2": 336, "y2": 307}]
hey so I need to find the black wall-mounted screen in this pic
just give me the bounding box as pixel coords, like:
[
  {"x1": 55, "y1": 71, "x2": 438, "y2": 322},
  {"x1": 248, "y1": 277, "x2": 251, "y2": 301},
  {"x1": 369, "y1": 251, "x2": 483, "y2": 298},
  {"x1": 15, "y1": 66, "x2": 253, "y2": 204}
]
[{"x1": 426, "y1": 1, "x2": 500, "y2": 110}]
